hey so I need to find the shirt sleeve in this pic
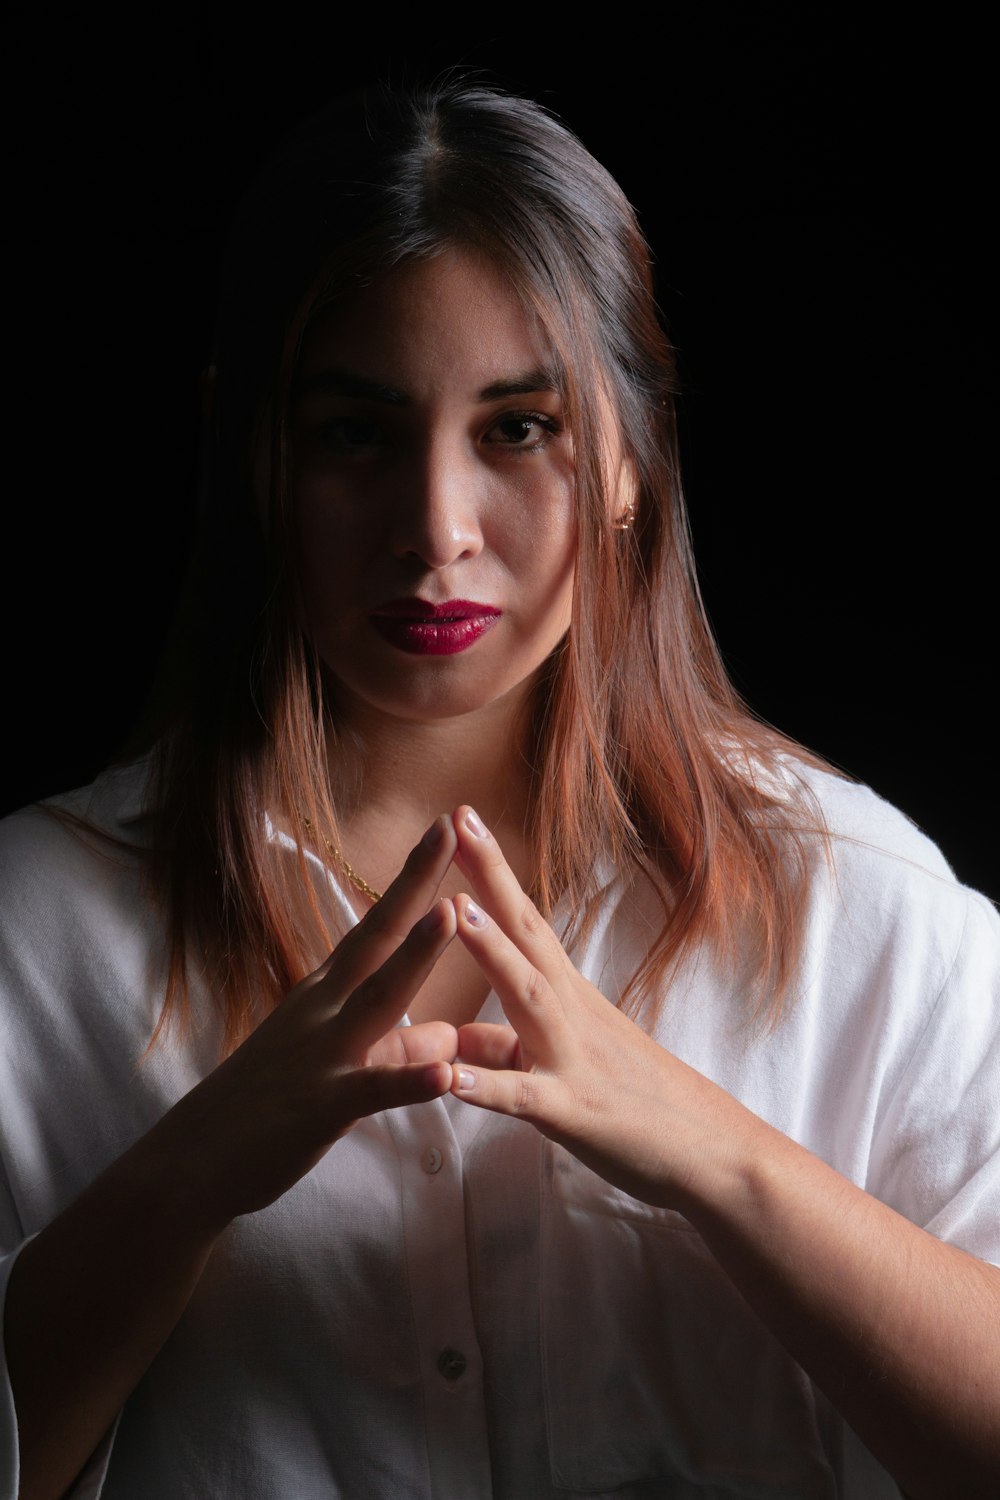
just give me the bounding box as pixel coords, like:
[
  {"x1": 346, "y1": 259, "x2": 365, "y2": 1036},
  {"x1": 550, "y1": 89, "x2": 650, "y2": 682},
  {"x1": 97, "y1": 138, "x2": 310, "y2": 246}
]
[
  {"x1": 0, "y1": 800, "x2": 131, "y2": 1500},
  {"x1": 866, "y1": 887, "x2": 1000, "y2": 1264},
  {"x1": 0, "y1": 1173, "x2": 24, "y2": 1500}
]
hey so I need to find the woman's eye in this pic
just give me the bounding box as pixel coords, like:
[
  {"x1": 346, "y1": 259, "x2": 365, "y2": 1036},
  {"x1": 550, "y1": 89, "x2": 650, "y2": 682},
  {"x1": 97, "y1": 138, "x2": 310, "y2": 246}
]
[
  {"x1": 314, "y1": 418, "x2": 383, "y2": 452},
  {"x1": 486, "y1": 413, "x2": 560, "y2": 448}
]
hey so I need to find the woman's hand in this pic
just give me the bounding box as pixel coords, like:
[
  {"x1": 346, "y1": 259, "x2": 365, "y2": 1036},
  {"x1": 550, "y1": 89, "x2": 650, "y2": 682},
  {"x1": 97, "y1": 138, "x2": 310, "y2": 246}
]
[
  {"x1": 443, "y1": 805, "x2": 1000, "y2": 1499},
  {"x1": 8, "y1": 818, "x2": 463, "y2": 1500},
  {"x1": 152, "y1": 815, "x2": 462, "y2": 1229},
  {"x1": 443, "y1": 805, "x2": 749, "y2": 1215}
]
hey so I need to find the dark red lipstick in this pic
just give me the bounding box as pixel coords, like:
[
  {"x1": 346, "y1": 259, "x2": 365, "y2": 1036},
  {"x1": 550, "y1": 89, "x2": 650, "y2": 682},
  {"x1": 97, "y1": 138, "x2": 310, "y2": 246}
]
[{"x1": 371, "y1": 598, "x2": 502, "y2": 655}]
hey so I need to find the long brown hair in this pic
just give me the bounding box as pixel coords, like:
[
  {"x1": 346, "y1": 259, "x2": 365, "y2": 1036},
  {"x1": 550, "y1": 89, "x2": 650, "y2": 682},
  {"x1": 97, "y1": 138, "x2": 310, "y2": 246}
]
[{"x1": 137, "y1": 80, "x2": 833, "y2": 1056}]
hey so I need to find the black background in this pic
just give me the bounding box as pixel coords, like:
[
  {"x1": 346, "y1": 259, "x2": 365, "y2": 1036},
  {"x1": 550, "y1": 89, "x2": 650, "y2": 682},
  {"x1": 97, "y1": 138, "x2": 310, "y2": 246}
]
[{"x1": 5, "y1": 6, "x2": 996, "y2": 896}]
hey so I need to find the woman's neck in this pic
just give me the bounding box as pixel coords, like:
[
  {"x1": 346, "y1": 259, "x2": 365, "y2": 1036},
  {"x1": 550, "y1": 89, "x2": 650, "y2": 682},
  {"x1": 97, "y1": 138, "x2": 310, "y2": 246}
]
[{"x1": 325, "y1": 686, "x2": 537, "y2": 894}]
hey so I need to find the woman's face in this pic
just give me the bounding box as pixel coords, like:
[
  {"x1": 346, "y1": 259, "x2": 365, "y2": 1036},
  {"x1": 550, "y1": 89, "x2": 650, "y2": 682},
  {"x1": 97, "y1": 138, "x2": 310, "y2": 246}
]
[{"x1": 291, "y1": 248, "x2": 577, "y2": 731}]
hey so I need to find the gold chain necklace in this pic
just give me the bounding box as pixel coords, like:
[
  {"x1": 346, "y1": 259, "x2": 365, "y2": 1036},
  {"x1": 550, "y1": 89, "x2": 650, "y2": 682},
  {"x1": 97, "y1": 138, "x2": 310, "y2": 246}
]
[{"x1": 300, "y1": 814, "x2": 383, "y2": 903}]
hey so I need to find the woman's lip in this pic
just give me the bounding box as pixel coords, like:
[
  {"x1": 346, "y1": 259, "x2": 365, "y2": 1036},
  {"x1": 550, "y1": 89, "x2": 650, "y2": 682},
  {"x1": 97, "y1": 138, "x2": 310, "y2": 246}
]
[
  {"x1": 371, "y1": 597, "x2": 502, "y2": 621},
  {"x1": 371, "y1": 613, "x2": 502, "y2": 656}
]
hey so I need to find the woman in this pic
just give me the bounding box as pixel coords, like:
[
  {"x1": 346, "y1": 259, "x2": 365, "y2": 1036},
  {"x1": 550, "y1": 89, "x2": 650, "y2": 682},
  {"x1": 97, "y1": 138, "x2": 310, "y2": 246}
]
[{"x1": 1, "y1": 81, "x2": 997, "y2": 1500}]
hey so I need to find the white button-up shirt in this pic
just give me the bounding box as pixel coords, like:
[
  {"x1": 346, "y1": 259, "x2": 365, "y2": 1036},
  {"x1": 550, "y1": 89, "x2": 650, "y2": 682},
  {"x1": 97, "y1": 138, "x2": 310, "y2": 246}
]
[{"x1": 1, "y1": 761, "x2": 998, "y2": 1499}]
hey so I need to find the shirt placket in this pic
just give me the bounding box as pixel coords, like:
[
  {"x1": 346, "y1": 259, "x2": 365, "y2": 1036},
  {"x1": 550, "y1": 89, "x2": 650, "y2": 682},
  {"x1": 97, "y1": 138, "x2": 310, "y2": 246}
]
[{"x1": 385, "y1": 1094, "x2": 493, "y2": 1499}]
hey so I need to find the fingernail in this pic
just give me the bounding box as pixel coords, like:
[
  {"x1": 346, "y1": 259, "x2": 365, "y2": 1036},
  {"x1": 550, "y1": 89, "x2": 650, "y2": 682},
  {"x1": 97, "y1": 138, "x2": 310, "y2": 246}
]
[
  {"x1": 464, "y1": 899, "x2": 487, "y2": 928},
  {"x1": 421, "y1": 817, "x2": 444, "y2": 848},
  {"x1": 457, "y1": 1069, "x2": 477, "y2": 1091},
  {"x1": 417, "y1": 902, "x2": 445, "y2": 935},
  {"x1": 464, "y1": 808, "x2": 488, "y2": 839}
]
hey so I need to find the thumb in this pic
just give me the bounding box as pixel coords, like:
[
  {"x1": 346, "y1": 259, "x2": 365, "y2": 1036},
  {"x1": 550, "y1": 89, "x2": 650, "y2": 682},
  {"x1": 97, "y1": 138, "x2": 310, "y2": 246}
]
[
  {"x1": 449, "y1": 1063, "x2": 552, "y2": 1128},
  {"x1": 332, "y1": 1059, "x2": 452, "y2": 1126}
]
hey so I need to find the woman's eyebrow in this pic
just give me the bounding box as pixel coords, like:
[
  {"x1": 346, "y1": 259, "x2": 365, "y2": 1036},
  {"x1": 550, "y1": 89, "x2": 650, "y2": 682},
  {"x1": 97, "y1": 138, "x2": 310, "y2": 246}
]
[
  {"x1": 294, "y1": 370, "x2": 407, "y2": 404},
  {"x1": 477, "y1": 368, "x2": 560, "y2": 401},
  {"x1": 293, "y1": 367, "x2": 560, "y2": 404}
]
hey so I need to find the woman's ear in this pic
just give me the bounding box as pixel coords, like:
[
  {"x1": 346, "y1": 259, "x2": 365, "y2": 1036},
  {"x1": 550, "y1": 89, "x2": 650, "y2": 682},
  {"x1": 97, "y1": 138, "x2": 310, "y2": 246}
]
[
  {"x1": 595, "y1": 382, "x2": 638, "y2": 531},
  {"x1": 612, "y1": 459, "x2": 638, "y2": 531}
]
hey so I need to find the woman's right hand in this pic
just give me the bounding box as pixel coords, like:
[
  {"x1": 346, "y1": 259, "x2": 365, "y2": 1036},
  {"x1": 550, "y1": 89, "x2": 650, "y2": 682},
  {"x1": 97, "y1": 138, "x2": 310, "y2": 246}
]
[
  {"x1": 6, "y1": 817, "x2": 461, "y2": 1500},
  {"x1": 149, "y1": 814, "x2": 460, "y2": 1228}
]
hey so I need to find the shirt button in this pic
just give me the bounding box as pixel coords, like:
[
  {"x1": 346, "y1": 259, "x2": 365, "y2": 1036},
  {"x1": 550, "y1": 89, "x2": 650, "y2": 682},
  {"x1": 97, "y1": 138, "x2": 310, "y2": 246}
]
[
  {"x1": 437, "y1": 1347, "x2": 467, "y2": 1382},
  {"x1": 422, "y1": 1146, "x2": 443, "y2": 1174}
]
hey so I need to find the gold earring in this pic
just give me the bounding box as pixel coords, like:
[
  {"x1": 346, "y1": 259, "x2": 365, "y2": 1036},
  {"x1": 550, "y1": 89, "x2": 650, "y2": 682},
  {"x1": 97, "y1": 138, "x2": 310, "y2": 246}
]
[{"x1": 613, "y1": 498, "x2": 636, "y2": 531}]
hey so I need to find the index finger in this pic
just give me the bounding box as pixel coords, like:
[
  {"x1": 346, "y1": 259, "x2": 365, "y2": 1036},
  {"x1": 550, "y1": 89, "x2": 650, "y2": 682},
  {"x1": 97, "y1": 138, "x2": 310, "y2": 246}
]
[
  {"x1": 450, "y1": 806, "x2": 567, "y2": 981},
  {"x1": 335, "y1": 897, "x2": 458, "y2": 1053},
  {"x1": 323, "y1": 814, "x2": 458, "y2": 997}
]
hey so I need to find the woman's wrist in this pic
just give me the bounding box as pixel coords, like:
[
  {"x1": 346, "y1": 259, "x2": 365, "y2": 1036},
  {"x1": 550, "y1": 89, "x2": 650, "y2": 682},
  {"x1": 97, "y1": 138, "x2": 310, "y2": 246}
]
[
  {"x1": 634, "y1": 1047, "x2": 778, "y2": 1225},
  {"x1": 130, "y1": 1090, "x2": 241, "y2": 1243}
]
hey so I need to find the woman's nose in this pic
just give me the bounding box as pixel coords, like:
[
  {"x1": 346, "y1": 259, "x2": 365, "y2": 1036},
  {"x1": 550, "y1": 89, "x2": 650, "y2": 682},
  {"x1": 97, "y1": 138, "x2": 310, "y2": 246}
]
[{"x1": 387, "y1": 437, "x2": 484, "y2": 569}]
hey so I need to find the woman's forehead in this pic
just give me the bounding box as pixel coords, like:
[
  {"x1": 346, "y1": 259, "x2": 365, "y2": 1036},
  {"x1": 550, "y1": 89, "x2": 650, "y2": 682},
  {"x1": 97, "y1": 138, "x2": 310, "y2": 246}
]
[{"x1": 296, "y1": 247, "x2": 562, "y2": 402}]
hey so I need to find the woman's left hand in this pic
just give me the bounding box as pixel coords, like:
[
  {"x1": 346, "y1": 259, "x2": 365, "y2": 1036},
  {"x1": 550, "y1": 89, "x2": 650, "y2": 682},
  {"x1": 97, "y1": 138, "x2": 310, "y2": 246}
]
[
  {"x1": 443, "y1": 805, "x2": 1000, "y2": 1499},
  {"x1": 444, "y1": 805, "x2": 753, "y2": 1217}
]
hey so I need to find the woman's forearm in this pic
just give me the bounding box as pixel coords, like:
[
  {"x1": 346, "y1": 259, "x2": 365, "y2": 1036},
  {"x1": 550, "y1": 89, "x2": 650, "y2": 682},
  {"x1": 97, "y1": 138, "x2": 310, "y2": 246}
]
[
  {"x1": 6, "y1": 831, "x2": 461, "y2": 1500},
  {"x1": 5, "y1": 1125, "x2": 225, "y2": 1500},
  {"x1": 440, "y1": 814, "x2": 1000, "y2": 1498},
  {"x1": 675, "y1": 1104, "x2": 1000, "y2": 1499}
]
